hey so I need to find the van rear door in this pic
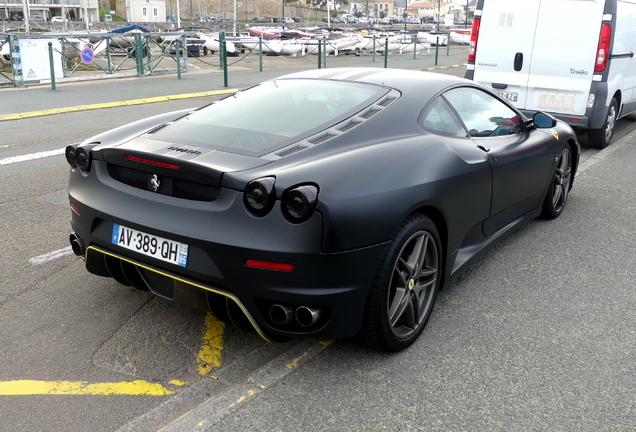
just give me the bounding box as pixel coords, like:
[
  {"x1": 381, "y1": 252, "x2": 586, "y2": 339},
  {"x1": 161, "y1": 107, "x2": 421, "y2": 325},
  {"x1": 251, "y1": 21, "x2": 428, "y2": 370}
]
[
  {"x1": 473, "y1": 0, "x2": 605, "y2": 117},
  {"x1": 525, "y1": 0, "x2": 604, "y2": 116},
  {"x1": 472, "y1": 0, "x2": 542, "y2": 108}
]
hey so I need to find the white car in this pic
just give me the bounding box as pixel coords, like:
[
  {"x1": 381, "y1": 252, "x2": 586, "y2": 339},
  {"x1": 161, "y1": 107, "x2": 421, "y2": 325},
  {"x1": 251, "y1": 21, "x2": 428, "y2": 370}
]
[{"x1": 51, "y1": 16, "x2": 67, "y2": 22}]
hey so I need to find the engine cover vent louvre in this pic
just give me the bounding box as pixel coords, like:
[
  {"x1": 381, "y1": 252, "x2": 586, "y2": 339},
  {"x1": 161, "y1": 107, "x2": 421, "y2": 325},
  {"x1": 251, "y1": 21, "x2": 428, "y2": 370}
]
[
  {"x1": 308, "y1": 133, "x2": 338, "y2": 145},
  {"x1": 360, "y1": 108, "x2": 381, "y2": 119},
  {"x1": 337, "y1": 120, "x2": 362, "y2": 132},
  {"x1": 276, "y1": 145, "x2": 309, "y2": 157}
]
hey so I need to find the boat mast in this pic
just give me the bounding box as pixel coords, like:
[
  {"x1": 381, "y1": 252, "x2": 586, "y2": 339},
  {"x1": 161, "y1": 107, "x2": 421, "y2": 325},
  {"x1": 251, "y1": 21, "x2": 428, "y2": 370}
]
[
  {"x1": 21, "y1": 0, "x2": 30, "y2": 34},
  {"x1": 233, "y1": 0, "x2": 237, "y2": 35}
]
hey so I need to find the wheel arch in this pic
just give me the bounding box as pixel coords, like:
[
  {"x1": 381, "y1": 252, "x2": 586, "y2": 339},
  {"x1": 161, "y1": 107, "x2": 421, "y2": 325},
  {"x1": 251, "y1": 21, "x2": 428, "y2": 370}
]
[
  {"x1": 566, "y1": 138, "x2": 579, "y2": 186},
  {"x1": 410, "y1": 205, "x2": 449, "y2": 289},
  {"x1": 613, "y1": 90, "x2": 623, "y2": 117}
]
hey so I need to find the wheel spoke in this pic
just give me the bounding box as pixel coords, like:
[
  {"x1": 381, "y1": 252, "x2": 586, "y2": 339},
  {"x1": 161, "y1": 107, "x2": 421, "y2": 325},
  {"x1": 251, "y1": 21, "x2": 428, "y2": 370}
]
[
  {"x1": 552, "y1": 184, "x2": 563, "y2": 207},
  {"x1": 388, "y1": 287, "x2": 410, "y2": 326},
  {"x1": 405, "y1": 235, "x2": 427, "y2": 278},
  {"x1": 404, "y1": 294, "x2": 418, "y2": 329}
]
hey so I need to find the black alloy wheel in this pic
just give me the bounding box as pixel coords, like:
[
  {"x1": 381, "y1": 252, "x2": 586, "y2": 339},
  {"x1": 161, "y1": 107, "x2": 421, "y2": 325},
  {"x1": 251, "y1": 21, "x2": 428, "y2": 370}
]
[
  {"x1": 541, "y1": 146, "x2": 572, "y2": 219},
  {"x1": 361, "y1": 214, "x2": 441, "y2": 351}
]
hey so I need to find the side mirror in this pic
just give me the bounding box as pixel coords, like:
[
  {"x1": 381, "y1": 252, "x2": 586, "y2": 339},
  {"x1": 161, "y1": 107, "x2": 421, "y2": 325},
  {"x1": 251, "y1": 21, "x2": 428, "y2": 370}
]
[{"x1": 533, "y1": 112, "x2": 558, "y2": 128}]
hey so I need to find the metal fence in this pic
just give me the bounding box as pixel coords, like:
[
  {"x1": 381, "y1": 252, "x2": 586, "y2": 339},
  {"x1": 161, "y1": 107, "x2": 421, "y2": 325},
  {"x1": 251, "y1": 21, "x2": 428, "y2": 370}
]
[
  {"x1": 1, "y1": 32, "x2": 193, "y2": 87},
  {"x1": 1, "y1": 30, "x2": 467, "y2": 89}
]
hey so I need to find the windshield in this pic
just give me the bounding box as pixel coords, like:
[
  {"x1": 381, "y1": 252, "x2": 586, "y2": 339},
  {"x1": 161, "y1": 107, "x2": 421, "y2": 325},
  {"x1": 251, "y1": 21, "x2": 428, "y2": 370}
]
[{"x1": 152, "y1": 79, "x2": 389, "y2": 157}]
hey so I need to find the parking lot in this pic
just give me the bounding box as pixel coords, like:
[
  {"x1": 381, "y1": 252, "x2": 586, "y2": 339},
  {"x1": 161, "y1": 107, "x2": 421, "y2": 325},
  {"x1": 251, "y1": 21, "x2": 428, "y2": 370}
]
[{"x1": 1, "y1": 59, "x2": 635, "y2": 431}]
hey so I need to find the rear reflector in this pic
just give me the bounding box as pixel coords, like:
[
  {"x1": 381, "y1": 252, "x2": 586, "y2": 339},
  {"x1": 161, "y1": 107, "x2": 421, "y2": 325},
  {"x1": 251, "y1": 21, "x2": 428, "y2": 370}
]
[
  {"x1": 125, "y1": 155, "x2": 180, "y2": 169},
  {"x1": 70, "y1": 202, "x2": 81, "y2": 215},
  {"x1": 595, "y1": 24, "x2": 612, "y2": 72},
  {"x1": 245, "y1": 260, "x2": 294, "y2": 272}
]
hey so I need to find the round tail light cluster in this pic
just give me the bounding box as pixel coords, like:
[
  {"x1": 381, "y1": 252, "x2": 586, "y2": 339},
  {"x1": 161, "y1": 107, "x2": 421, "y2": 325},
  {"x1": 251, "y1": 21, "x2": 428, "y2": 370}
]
[
  {"x1": 283, "y1": 185, "x2": 318, "y2": 223},
  {"x1": 66, "y1": 143, "x2": 96, "y2": 172},
  {"x1": 244, "y1": 178, "x2": 319, "y2": 223},
  {"x1": 244, "y1": 177, "x2": 276, "y2": 216}
]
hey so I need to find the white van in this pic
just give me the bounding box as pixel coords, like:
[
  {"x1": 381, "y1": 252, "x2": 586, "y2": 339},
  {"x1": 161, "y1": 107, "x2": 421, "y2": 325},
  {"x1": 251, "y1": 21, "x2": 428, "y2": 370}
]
[{"x1": 465, "y1": 0, "x2": 636, "y2": 148}]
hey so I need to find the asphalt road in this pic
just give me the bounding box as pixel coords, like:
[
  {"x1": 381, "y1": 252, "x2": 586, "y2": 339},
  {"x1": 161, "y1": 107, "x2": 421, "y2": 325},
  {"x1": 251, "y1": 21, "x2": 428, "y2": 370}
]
[{"x1": 1, "y1": 55, "x2": 635, "y2": 432}]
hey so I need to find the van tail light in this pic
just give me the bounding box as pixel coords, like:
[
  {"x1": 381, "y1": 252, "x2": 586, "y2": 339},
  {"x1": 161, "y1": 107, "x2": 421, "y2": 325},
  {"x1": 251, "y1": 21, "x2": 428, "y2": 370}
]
[
  {"x1": 467, "y1": 17, "x2": 481, "y2": 62},
  {"x1": 595, "y1": 23, "x2": 612, "y2": 72}
]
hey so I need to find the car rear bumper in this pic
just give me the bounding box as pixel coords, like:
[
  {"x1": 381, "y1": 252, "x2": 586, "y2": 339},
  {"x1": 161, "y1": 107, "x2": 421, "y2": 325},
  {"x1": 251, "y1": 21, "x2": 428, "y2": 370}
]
[{"x1": 68, "y1": 162, "x2": 388, "y2": 340}]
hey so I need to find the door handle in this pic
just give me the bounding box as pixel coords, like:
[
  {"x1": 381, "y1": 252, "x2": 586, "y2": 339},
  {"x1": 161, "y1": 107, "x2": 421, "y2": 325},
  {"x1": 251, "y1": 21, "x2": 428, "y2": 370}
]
[{"x1": 514, "y1": 52, "x2": 523, "y2": 71}]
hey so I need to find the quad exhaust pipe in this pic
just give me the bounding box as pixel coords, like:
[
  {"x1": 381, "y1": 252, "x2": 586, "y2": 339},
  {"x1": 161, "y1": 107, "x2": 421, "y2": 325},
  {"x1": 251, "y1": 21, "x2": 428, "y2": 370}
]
[
  {"x1": 295, "y1": 306, "x2": 321, "y2": 327},
  {"x1": 269, "y1": 304, "x2": 295, "y2": 326},
  {"x1": 69, "y1": 233, "x2": 85, "y2": 257},
  {"x1": 269, "y1": 304, "x2": 322, "y2": 328}
]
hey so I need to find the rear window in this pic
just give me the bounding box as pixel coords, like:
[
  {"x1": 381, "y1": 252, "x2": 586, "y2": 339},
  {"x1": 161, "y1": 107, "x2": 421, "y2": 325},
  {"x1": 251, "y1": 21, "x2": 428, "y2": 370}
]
[{"x1": 152, "y1": 79, "x2": 389, "y2": 157}]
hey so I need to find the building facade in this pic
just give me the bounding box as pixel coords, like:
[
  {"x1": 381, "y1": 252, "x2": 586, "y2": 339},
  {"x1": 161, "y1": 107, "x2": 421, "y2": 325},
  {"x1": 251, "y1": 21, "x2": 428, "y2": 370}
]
[
  {"x1": 0, "y1": 0, "x2": 100, "y2": 22},
  {"x1": 116, "y1": 0, "x2": 166, "y2": 23}
]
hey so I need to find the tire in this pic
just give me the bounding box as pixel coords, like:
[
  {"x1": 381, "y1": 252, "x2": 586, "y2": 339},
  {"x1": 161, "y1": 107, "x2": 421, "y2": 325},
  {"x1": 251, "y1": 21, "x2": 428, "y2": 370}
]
[
  {"x1": 360, "y1": 214, "x2": 441, "y2": 351},
  {"x1": 588, "y1": 98, "x2": 618, "y2": 149},
  {"x1": 541, "y1": 146, "x2": 572, "y2": 219}
]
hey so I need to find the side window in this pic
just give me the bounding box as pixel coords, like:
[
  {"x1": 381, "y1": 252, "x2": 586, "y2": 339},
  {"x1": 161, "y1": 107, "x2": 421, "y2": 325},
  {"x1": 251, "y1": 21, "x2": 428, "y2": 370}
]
[
  {"x1": 443, "y1": 87, "x2": 524, "y2": 137},
  {"x1": 419, "y1": 97, "x2": 467, "y2": 137}
]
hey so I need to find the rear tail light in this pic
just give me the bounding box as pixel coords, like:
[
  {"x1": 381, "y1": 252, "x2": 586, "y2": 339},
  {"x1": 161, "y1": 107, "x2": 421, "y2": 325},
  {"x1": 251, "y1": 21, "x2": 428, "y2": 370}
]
[
  {"x1": 595, "y1": 23, "x2": 612, "y2": 72},
  {"x1": 244, "y1": 177, "x2": 276, "y2": 216},
  {"x1": 65, "y1": 144, "x2": 79, "y2": 169},
  {"x1": 76, "y1": 146, "x2": 91, "y2": 171},
  {"x1": 66, "y1": 143, "x2": 96, "y2": 172},
  {"x1": 282, "y1": 185, "x2": 318, "y2": 223},
  {"x1": 467, "y1": 17, "x2": 481, "y2": 62}
]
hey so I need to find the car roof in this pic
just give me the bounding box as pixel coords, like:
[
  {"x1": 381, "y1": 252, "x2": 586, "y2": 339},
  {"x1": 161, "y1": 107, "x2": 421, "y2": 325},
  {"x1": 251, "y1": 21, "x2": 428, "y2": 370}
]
[{"x1": 275, "y1": 68, "x2": 473, "y2": 100}]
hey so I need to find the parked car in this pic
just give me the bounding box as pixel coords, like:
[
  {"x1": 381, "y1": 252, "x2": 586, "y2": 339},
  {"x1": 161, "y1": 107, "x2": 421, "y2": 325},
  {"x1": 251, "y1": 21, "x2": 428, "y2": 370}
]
[
  {"x1": 251, "y1": 17, "x2": 269, "y2": 23},
  {"x1": 52, "y1": 16, "x2": 67, "y2": 22},
  {"x1": 65, "y1": 68, "x2": 579, "y2": 352},
  {"x1": 292, "y1": 17, "x2": 303, "y2": 23},
  {"x1": 466, "y1": 0, "x2": 636, "y2": 149}
]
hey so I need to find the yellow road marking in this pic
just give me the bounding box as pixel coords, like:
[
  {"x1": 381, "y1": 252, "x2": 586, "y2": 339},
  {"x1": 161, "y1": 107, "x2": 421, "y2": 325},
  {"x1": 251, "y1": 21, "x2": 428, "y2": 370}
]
[
  {"x1": 0, "y1": 89, "x2": 238, "y2": 122},
  {"x1": 0, "y1": 380, "x2": 175, "y2": 396},
  {"x1": 196, "y1": 313, "x2": 225, "y2": 375}
]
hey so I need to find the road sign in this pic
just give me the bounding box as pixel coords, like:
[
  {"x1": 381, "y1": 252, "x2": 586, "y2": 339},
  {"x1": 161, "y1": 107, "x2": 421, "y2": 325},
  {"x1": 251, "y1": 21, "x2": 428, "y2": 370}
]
[{"x1": 80, "y1": 48, "x2": 94, "y2": 64}]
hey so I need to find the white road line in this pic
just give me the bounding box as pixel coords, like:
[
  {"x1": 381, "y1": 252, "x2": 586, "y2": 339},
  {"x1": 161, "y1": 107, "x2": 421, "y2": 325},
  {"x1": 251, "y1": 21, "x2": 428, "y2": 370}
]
[
  {"x1": 29, "y1": 246, "x2": 74, "y2": 266},
  {"x1": 0, "y1": 148, "x2": 65, "y2": 166}
]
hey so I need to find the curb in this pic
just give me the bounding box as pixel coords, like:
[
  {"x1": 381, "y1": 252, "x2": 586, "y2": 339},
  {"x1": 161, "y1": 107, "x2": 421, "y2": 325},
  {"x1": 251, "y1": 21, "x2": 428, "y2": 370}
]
[{"x1": 0, "y1": 89, "x2": 238, "y2": 122}]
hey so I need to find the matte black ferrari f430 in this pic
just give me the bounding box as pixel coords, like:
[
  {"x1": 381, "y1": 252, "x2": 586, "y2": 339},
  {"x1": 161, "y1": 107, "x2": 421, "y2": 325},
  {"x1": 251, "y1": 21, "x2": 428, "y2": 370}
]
[{"x1": 66, "y1": 68, "x2": 579, "y2": 351}]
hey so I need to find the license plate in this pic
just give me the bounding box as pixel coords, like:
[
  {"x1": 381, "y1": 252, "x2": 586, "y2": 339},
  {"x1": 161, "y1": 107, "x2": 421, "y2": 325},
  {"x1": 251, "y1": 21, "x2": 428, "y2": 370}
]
[
  {"x1": 495, "y1": 90, "x2": 518, "y2": 102},
  {"x1": 111, "y1": 223, "x2": 189, "y2": 267}
]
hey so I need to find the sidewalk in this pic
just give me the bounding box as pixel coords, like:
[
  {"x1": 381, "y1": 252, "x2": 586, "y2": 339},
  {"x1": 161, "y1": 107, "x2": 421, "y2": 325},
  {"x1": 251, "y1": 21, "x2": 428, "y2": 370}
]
[{"x1": 0, "y1": 48, "x2": 469, "y2": 118}]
